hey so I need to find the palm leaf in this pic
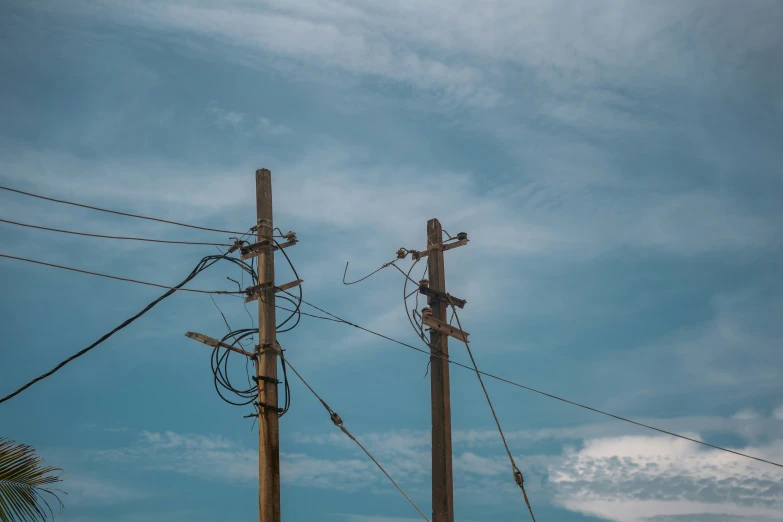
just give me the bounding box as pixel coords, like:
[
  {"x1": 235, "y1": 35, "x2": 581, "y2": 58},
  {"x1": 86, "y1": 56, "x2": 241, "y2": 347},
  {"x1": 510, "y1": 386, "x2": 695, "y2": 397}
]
[{"x1": 0, "y1": 438, "x2": 65, "y2": 522}]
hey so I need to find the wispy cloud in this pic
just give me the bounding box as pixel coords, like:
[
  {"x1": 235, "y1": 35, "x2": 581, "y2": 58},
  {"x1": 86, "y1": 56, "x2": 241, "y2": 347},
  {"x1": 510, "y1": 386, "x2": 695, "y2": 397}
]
[
  {"x1": 64, "y1": 475, "x2": 142, "y2": 505},
  {"x1": 207, "y1": 106, "x2": 291, "y2": 136},
  {"x1": 37, "y1": 0, "x2": 783, "y2": 112},
  {"x1": 339, "y1": 516, "x2": 423, "y2": 522}
]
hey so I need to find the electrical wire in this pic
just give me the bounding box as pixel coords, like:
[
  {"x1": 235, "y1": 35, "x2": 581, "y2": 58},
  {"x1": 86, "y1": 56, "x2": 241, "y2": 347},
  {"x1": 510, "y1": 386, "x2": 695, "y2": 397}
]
[
  {"x1": 448, "y1": 302, "x2": 536, "y2": 520},
  {"x1": 284, "y1": 358, "x2": 430, "y2": 522},
  {"x1": 342, "y1": 258, "x2": 399, "y2": 285},
  {"x1": 209, "y1": 235, "x2": 302, "y2": 417},
  {"x1": 278, "y1": 349, "x2": 291, "y2": 417},
  {"x1": 402, "y1": 259, "x2": 431, "y2": 347},
  {"x1": 273, "y1": 238, "x2": 303, "y2": 333},
  {"x1": 214, "y1": 328, "x2": 258, "y2": 406},
  {"x1": 0, "y1": 253, "x2": 246, "y2": 294},
  {"x1": 0, "y1": 218, "x2": 236, "y2": 246},
  {"x1": 0, "y1": 253, "x2": 255, "y2": 404},
  {"x1": 0, "y1": 184, "x2": 249, "y2": 235},
  {"x1": 280, "y1": 290, "x2": 783, "y2": 470}
]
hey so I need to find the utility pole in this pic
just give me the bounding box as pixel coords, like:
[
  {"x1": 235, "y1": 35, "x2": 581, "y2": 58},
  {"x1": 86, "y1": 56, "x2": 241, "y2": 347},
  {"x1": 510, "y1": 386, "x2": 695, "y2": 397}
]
[
  {"x1": 256, "y1": 168, "x2": 280, "y2": 522},
  {"x1": 185, "y1": 169, "x2": 301, "y2": 522},
  {"x1": 427, "y1": 218, "x2": 454, "y2": 522}
]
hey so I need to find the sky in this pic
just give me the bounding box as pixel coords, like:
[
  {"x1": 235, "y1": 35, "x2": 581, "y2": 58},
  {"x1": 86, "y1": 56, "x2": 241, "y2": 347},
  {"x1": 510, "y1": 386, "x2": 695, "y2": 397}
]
[{"x1": 0, "y1": 1, "x2": 782, "y2": 521}]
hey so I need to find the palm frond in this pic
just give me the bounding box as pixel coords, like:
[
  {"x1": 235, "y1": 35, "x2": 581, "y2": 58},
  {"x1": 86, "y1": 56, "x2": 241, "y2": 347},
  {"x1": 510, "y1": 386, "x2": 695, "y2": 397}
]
[{"x1": 0, "y1": 438, "x2": 65, "y2": 522}]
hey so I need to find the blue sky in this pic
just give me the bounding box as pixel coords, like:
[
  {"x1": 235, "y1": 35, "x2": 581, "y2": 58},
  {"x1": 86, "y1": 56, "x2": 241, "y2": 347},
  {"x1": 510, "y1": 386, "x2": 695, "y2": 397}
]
[{"x1": 1, "y1": 1, "x2": 782, "y2": 521}]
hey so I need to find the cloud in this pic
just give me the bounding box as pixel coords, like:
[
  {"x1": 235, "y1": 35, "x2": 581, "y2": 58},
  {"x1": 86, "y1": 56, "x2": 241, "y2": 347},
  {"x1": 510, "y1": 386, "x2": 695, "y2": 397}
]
[
  {"x1": 549, "y1": 435, "x2": 783, "y2": 522},
  {"x1": 38, "y1": 0, "x2": 783, "y2": 111},
  {"x1": 81, "y1": 407, "x2": 783, "y2": 520},
  {"x1": 64, "y1": 475, "x2": 141, "y2": 505},
  {"x1": 339, "y1": 516, "x2": 422, "y2": 522},
  {"x1": 290, "y1": 411, "x2": 783, "y2": 517},
  {"x1": 91, "y1": 431, "x2": 398, "y2": 492},
  {"x1": 209, "y1": 107, "x2": 246, "y2": 128},
  {"x1": 207, "y1": 106, "x2": 292, "y2": 135},
  {"x1": 91, "y1": 431, "x2": 257, "y2": 484},
  {"x1": 282, "y1": 453, "x2": 377, "y2": 491},
  {"x1": 733, "y1": 409, "x2": 761, "y2": 421}
]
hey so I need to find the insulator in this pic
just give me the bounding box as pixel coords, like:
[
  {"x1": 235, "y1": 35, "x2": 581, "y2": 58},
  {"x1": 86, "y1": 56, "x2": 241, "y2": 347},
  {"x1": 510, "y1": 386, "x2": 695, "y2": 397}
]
[{"x1": 457, "y1": 232, "x2": 468, "y2": 241}]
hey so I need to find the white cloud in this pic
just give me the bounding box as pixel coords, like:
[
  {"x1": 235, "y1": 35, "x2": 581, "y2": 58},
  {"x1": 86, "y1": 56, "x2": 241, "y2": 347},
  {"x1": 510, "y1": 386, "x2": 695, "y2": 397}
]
[
  {"x1": 91, "y1": 430, "x2": 414, "y2": 492},
  {"x1": 549, "y1": 435, "x2": 783, "y2": 522},
  {"x1": 733, "y1": 409, "x2": 761, "y2": 421},
  {"x1": 38, "y1": 0, "x2": 783, "y2": 110},
  {"x1": 282, "y1": 453, "x2": 378, "y2": 491},
  {"x1": 91, "y1": 431, "x2": 257, "y2": 484},
  {"x1": 207, "y1": 106, "x2": 291, "y2": 135},
  {"x1": 209, "y1": 107, "x2": 246, "y2": 128},
  {"x1": 774, "y1": 405, "x2": 783, "y2": 421},
  {"x1": 340, "y1": 516, "x2": 422, "y2": 522},
  {"x1": 80, "y1": 409, "x2": 783, "y2": 520},
  {"x1": 64, "y1": 475, "x2": 141, "y2": 505}
]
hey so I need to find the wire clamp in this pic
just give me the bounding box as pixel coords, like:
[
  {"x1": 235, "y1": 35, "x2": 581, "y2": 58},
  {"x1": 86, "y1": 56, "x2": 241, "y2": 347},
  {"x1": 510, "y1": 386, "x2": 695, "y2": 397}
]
[
  {"x1": 252, "y1": 375, "x2": 280, "y2": 384},
  {"x1": 514, "y1": 469, "x2": 524, "y2": 486},
  {"x1": 227, "y1": 239, "x2": 245, "y2": 254},
  {"x1": 256, "y1": 342, "x2": 283, "y2": 355},
  {"x1": 244, "y1": 279, "x2": 304, "y2": 302},
  {"x1": 330, "y1": 411, "x2": 344, "y2": 427},
  {"x1": 255, "y1": 401, "x2": 284, "y2": 414},
  {"x1": 419, "y1": 284, "x2": 467, "y2": 309}
]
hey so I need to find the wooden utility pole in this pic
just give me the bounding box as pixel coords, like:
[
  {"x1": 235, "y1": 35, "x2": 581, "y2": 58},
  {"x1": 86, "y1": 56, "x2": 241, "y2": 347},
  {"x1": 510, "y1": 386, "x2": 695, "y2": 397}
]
[
  {"x1": 427, "y1": 218, "x2": 454, "y2": 522},
  {"x1": 256, "y1": 168, "x2": 281, "y2": 522}
]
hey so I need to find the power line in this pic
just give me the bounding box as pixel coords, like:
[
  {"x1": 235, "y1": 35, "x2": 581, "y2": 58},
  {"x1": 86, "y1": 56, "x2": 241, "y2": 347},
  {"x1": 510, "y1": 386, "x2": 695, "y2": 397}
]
[
  {"x1": 342, "y1": 258, "x2": 399, "y2": 285},
  {"x1": 0, "y1": 253, "x2": 245, "y2": 295},
  {"x1": 0, "y1": 184, "x2": 249, "y2": 235},
  {"x1": 0, "y1": 218, "x2": 235, "y2": 246},
  {"x1": 0, "y1": 254, "x2": 255, "y2": 405},
  {"x1": 280, "y1": 289, "x2": 783, "y2": 470},
  {"x1": 284, "y1": 358, "x2": 430, "y2": 522},
  {"x1": 449, "y1": 303, "x2": 536, "y2": 520}
]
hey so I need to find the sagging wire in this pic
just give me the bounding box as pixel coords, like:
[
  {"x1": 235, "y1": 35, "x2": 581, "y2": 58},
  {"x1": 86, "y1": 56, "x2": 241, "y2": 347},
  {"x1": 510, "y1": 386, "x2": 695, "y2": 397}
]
[
  {"x1": 1, "y1": 252, "x2": 256, "y2": 404},
  {"x1": 274, "y1": 237, "x2": 303, "y2": 334},
  {"x1": 343, "y1": 258, "x2": 400, "y2": 285},
  {"x1": 447, "y1": 299, "x2": 537, "y2": 521},
  {"x1": 403, "y1": 259, "x2": 432, "y2": 348},
  {"x1": 208, "y1": 237, "x2": 302, "y2": 418},
  {"x1": 285, "y1": 358, "x2": 430, "y2": 522},
  {"x1": 278, "y1": 287, "x2": 783, "y2": 470}
]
